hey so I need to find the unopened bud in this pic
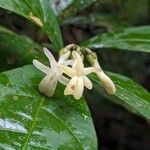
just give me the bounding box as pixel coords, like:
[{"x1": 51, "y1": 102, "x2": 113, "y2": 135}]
[
  {"x1": 86, "y1": 52, "x2": 97, "y2": 66},
  {"x1": 96, "y1": 71, "x2": 116, "y2": 94},
  {"x1": 59, "y1": 48, "x2": 71, "y2": 63},
  {"x1": 66, "y1": 44, "x2": 78, "y2": 51},
  {"x1": 59, "y1": 47, "x2": 69, "y2": 55},
  {"x1": 83, "y1": 48, "x2": 116, "y2": 94}
]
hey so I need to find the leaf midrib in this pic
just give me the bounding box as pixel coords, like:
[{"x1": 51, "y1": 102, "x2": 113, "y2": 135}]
[
  {"x1": 22, "y1": 98, "x2": 44, "y2": 150},
  {"x1": 20, "y1": 96, "x2": 84, "y2": 149},
  {"x1": 42, "y1": 107, "x2": 84, "y2": 149}
]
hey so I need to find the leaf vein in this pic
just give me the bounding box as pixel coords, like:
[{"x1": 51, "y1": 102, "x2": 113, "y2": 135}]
[
  {"x1": 42, "y1": 107, "x2": 84, "y2": 149},
  {"x1": 22, "y1": 98, "x2": 44, "y2": 150}
]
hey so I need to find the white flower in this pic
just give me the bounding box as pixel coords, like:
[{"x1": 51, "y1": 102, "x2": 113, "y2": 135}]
[
  {"x1": 58, "y1": 51, "x2": 96, "y2": 100},
  {"x1": 33, "y1": 47, "x2": 71, "y2": 97}
]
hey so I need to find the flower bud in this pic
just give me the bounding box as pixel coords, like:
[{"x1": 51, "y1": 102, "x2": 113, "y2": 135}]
[
  {"x1": 59, "y1": 48, "x2": 71, "y2": 64},
  {"x1": 96, "y1": 71, "x2": 116, "y2": 94},
  {"x1": 84, "y1": 48, "x2": 116, "y2": 94}
]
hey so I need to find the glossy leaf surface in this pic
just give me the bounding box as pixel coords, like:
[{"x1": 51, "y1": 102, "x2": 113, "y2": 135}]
[
  {"x1": 63, "y1": 14, "x2": 124, "y2": 32},
  {"x1": 81, "y1": 26, "x2": 150, "y2": 52},
  {"x1": 0, "y1": 26, "x2": 45, "y2": 72},
  {"x1": 90, "y1": 72, "x2": 150, "y2": 120},
  {"x1": 0, "y1": 0, "x2": 63, "y2": 50},
  {"x1": 0, "y1": 65, "x2": 97, "y2": 149},
  {"x1": 58, "y1": 0, "x2": 97, "y2": 21}
]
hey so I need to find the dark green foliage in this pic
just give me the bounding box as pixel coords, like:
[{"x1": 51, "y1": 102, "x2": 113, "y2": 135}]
[{"x1": 0, "y1": 0, "x2": 149, "y2": 149}]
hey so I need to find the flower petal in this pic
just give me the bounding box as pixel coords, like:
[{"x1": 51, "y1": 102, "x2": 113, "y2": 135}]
[
  {"x1": 59, "y1": 75, "x2": 70, "y2": 85},
  {"x1": 33, "y1": 59, "x2": 50, "y2": 74},
  {"x1": 73, "y1": 77, "x2": 84, "y2": 100},
  {"x1": 44, "y1": 47, "x2": 57, "y2": 68},
  {"x1": 64, "y1": 76, "x2": 77, "y2": 95},
  {"x1": 83, "y1": 76, "x2": 93, "y2": 89},
  {"x1": 58, "y1": 64, "x2": 76, "y2": 77},
  {"x1": 72, "y1": 51, "x2": 84, "y2": 74},
  {"x1": 61, "y1": 59, "x2": 74, "y2": 66},
  {"x1": 39, "y1": 71, "x2": 57, "y2": 97}
]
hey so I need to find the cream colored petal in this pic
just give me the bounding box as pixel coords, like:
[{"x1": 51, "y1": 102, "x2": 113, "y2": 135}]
[
  {"x1": 72, "y1": 59, "x2": 77, "y2": 68},
  {"x1": 58, "y1": 64, "x2": 76, "y2": 77},
  {"x1": 60, "y1": 59, "x2": 74, "y2": 66},
  {"x1": 73, "y1": 77, "x2": 84, "y2": 100},
  {"x1": 44, "y1": 47, "x2": 57, "y2": 68},
  {"x1": 59, "y1": 75, "x2": 70, "y2": 85},
  {"x1": 72, "y1": 51, "x2": 84, "y2": 74},
  {"x1": 83, "y1": 76, "x2": 93, "y2": 89},
  {"x1": 97, "y1": 71, "x2": 116, "y2": 94},
  {"x1": 39, "y1": 71, "x2": 57, "y2": 97},
  {"x1": 64, "y1": 76, "x2": 77, "y2": 95},
  {"x1": 33, "y1": 59, "x2": 50, "y2": 74}
]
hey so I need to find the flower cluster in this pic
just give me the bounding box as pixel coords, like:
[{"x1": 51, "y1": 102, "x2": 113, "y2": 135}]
[{"x1": 33, "y1": 45, "x2": 116, "y2": 100}]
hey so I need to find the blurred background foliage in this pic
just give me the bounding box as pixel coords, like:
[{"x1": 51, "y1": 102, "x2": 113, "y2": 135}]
[{"x1": 0, "y1": 0, "x2": 150, "y2": 149}]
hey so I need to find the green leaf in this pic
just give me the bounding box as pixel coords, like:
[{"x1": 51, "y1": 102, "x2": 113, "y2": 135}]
[
  {"x1": 0, "y1": 65, "x2": 97, "y2": 149},
  {"x1": 81, "y1": 26, "x2": 150, "y2": 52},
  {"x1": 90, "y1": 72, "x2": 150, "y2": 120},
  {"x1": 0, "y1": 0, "x2": 63, "y2": 50},
  {"x1": 58, "y1": 0, "x2": 97, "y2": 21},
  {"x1": 63, "y1": 14, "x2": 125, "y2": 32},
  {"x1": 0, "y1": 26, "x2": 45, "y2": 72}
]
